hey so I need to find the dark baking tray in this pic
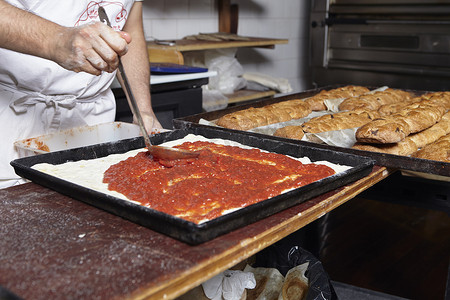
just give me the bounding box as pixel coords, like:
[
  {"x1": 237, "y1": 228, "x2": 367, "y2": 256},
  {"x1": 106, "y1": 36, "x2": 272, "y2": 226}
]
[
  {"x1": 11, "y1": 127, "x2": 374, "y2": 245},
  {"x1": 173, "y1": 87, "x2": 450, "y2": 176}
]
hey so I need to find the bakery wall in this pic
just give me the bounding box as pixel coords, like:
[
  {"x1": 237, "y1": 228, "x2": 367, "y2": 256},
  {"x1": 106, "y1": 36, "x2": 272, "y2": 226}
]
[{"x1": 141, "y1": 0, "x2": 312, "y2": 93}]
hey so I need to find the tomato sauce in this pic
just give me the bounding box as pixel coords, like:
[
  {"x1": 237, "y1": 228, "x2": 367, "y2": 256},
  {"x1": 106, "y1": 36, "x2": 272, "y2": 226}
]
[{"x1": 103, "y1": 141, "x2": 335, "y2": 224}]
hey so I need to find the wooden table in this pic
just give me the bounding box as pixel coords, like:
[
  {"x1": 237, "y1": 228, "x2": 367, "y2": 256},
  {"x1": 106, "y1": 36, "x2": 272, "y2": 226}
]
[{"x1": 0, "y1": 166, "x2": 391, "y2": 300}]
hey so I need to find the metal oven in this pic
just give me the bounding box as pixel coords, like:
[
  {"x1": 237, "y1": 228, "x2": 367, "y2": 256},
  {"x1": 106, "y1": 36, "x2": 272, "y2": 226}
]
[{"x1": 310, "y1": 0, "x2": 450, "y2": 91}]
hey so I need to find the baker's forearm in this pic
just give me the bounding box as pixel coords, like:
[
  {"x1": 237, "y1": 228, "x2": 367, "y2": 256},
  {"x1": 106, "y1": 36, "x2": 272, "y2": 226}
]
[
  {"x1": 121, "y1": 25, "x2": 151, "y2": 114},
  {"x1": 0, "y1": 0, "x2": 63, "y2": 60},
  {"x1": 0, "y1": 0, "x2": 130, "y2": 75},
  {"x1": 121, "y1": 2, "x2": 161, "y2": 129}
]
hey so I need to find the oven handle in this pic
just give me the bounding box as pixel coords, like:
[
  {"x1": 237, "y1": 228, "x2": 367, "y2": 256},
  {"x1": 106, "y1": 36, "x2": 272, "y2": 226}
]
[{"x1": 324, "y1": 17, "x2": 450, "y2": 26}]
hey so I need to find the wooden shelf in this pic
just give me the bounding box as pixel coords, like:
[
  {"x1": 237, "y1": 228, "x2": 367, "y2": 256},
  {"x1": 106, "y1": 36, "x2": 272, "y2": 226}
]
[
  {"x1": 147, "y1": 36, "x2": 288, "y2": 53},
  {"x1": 147, "y1": 35, "x2": 288, "y2": 104}
]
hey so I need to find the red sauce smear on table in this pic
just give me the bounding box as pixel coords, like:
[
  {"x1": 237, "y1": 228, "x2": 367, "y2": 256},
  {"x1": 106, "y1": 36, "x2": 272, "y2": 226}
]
[
  {"x1": 103, "y1": 141, "x2": 335, "y2": 224},
  {"x1": 35, "y1": 140, "x2": 50, "y2": 152}
]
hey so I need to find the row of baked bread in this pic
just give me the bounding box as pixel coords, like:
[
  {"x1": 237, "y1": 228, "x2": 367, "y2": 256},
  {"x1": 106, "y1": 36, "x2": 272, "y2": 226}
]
[
  {"x1": 356, "y1": 96, "x2": 448, "y2": 144},
  {"x1": 274, "y1": 87, "x2": 420, "y2": 140},
  {"x1": 412, "y1": 132, "x2": 450, "y2": 162},
  {"x1": 315, "y1": 90, "x2": 450, "y2": 161},
  {"x1": 216, "y1": 86, "x2": 412, "y2": 132},
  {"x1": 353, "y1": 112, "x2": 450, "y2": 160},
  {"x1": 215, "y1": 86, "x2": 450, "y2": 162},
  {"x1": 216, "y1": 85, "x2": 369, "y2": 130},
  {"x1": 350, "y1": 91, "x2": 450, "y2": 162}
]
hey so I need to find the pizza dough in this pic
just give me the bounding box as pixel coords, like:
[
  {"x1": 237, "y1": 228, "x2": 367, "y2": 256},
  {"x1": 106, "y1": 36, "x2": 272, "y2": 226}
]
[{"x1": 32, "y1": 135, "x2": 351, "y2": 224}]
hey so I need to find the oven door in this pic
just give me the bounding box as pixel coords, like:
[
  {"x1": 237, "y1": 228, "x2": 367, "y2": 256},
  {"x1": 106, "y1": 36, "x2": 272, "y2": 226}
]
[{"x1": 310, "y1": 0, "x2": 450, "y2": 90}]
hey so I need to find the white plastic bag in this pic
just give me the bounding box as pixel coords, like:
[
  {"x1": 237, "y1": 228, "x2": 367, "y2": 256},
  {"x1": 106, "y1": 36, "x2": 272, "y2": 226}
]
[
  {"x1": 185, "y1": 48, "x2": 247, "y2": 94},
  {"x1": 202, "y1": 86, "x2": 229, "y2": 112},
  {"x1": 207, "y1": 56, "x2": 246, "y2": 94}
]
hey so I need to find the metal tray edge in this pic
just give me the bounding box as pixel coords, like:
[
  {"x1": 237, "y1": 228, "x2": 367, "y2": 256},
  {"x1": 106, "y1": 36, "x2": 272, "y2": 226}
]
[{"x1": 11, "y1": 127, "x2": 375, "y2": 244}]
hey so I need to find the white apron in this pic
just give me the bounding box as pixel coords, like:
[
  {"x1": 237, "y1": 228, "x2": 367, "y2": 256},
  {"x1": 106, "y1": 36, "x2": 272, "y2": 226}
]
[{"x1": 0, "y1": 0, "x2": 136, "y2": 188}]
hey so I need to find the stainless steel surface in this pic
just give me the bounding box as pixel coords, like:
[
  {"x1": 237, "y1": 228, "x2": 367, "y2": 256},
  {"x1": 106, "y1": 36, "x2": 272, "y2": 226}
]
[
  {"x1": 310, "y1": 0, "x2": 450, "y2": 91},
  {"x1": 98, "y1": 7, "x2": 199, "y2": 160}
]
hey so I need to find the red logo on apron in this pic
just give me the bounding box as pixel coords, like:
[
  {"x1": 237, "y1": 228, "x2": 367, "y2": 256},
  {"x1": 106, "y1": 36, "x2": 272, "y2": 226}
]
[{"x1": 75, "y1": 1, "x2": 128, "y2": 30}]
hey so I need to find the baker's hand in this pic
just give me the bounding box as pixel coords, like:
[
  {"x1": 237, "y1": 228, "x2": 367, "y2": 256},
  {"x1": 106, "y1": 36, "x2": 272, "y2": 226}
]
[
  {"x1": 51, "y1": 22, "x2": 131, "y2": 75},
  {"x1": 137, "y1": 111, "x2": 163, "y2": 132}
]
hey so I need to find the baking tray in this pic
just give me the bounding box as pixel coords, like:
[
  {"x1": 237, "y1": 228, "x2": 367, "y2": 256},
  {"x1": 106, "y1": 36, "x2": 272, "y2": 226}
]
[
  {"x1": 172, "y1": 87, "x2": 450, "y2": 177},
  {"x1": 11, "y1": 127, "x2": 374, "y2": 245}
]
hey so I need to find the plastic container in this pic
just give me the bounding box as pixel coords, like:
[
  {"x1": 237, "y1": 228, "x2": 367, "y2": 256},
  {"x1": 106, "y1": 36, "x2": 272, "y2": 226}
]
[{"x1": 14, "y1": 122, "x2": 142, "y2": 157}]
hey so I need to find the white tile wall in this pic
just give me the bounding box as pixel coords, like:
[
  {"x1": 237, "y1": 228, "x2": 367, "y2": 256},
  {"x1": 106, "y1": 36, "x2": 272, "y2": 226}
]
[{"x1": 142, "y1": 0, "x2": 312, "y2": 93}]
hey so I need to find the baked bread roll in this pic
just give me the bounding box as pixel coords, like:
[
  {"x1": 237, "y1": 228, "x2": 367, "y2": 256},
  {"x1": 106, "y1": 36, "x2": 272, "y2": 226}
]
[
  {"x1": 353, "y1": 111, "x2": 450, "y2": 156},
  {"x1": 411, "y1": 133, "x2": 450, "y2": 162},
  {"x1": 355, "y1": 117, "x2": 412, "y2": 144},
  {"x1": 273, "y1": 125, "x2": 305, "y2": 140},
  {"x1": 339, "y1": 88, "x2": 412, "y2": 111},
  {"x1": 216, "y1": 99, "x2": 311, "y2": 131},
  {"x1": 273, "y1": 109, "x2": 379, "y2": 141},
  {"x1": 356, "y1": 101, "x2": 446, "y2": 144},
  {"x1": 378, "y1": 91, "x2": 450, "y2": 116},
  {"x1": 378, "y1": 96, "x2": 422, "y2": 116},
  {"x1": 244, "y1": 265, "x2": 285, "y2": 300},
  {"x1": 425, "y1": 91, "x2": 450, "y2": 110},
  {"x1": 352, "y1": 139, "x2": 418, "y2": 156},
  {"x1": 305, "y1": 85, "x2": 370, "y2": 111},
  {"x1": 278, "y1": 263, "x2": 309, "y2": 300},
  {"x1": 408, "y1": 112, "x2": 450, "y2": 148},
  {"x1": 301, "y1": 109, "x2": 380, "y2": 133}
]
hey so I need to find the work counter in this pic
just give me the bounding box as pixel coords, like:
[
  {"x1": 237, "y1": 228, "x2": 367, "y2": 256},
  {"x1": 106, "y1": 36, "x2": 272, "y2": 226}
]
[{"x1": 0, "y1": 166, "x2": 390, "y2": 299}]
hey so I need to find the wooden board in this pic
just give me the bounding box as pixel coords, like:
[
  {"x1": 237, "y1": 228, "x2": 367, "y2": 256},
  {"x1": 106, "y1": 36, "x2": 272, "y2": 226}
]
[
  {"x1": 147, "y1": 36, "x2": 288, "y2": 53},
  {"x1": 148, "y1": 47, "x2": 184, "y2": 64},
  {"x1": 0, "y1": 166, "x2": 391, "y2": 300}
]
